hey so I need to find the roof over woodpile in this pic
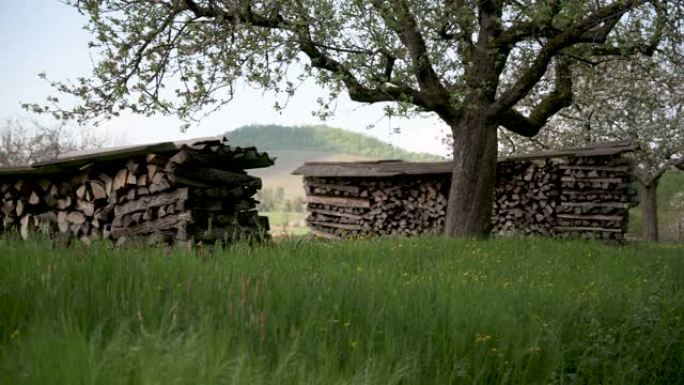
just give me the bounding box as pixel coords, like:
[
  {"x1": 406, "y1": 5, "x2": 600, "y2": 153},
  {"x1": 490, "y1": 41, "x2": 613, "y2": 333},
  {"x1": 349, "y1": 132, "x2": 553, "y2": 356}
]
[
  {"x1": 292, "y1": 141, "x2": 636, "y2": 177},
  {"x1": 0, "y1": 136, "x2": 274, "y2": 177},
  {"x1": 497, "y1": 140, "x2": 636, "y2": 161}
]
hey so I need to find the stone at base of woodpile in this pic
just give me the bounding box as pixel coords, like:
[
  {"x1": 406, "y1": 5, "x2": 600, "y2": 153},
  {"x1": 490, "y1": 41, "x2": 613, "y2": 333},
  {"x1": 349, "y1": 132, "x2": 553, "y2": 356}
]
[{"x1": 0, "y1": 137, "x2": 274, "y2": 246}]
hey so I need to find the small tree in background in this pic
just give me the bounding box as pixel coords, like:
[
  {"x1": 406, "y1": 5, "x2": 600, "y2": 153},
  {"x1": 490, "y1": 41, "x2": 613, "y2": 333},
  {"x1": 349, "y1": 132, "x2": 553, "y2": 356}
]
[
  {"x1": 27, "y1": 0, "x2": 684, "y2": 237},
  {"x1": 0, "y1": 119, "x2": 108, "y2": 167},
  {"x1": 500, "y1": 52, "x2": 684, "y2": 241},
  {"x1": 668, "y1": 191, "x2": 684, "y2": 241},
  {"x1": 256, "y1": 188, "x2": 276, "y2": 212}
]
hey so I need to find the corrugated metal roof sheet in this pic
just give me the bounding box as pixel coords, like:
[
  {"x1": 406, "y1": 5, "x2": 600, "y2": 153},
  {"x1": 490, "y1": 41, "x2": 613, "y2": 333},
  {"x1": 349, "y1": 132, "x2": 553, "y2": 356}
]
[{"x1": 293, "y1": 141, "x2": 636, "y2": 177}]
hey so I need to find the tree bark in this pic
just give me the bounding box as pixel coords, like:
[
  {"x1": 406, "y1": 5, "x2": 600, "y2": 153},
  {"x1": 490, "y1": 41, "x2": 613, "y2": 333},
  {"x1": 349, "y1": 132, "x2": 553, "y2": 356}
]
[
  {"x1": 641, "y1": 181, "x2": 659, "y2": 242},
  {"x1": 444, "y1": 111, "x2": 498, "y2": 237}
]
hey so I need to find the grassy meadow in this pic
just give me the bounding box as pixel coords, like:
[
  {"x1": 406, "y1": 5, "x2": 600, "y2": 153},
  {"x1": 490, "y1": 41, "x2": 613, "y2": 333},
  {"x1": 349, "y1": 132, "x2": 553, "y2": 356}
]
[{"x1": 1, "y1": 236, "x2": 684, "y2": 384}]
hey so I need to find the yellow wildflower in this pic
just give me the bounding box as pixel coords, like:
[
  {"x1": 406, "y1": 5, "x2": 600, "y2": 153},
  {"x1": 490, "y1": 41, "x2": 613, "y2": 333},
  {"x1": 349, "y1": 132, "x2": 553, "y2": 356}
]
[{"x1": 476, "y1": 333, "x2": 492, "y2": 343}]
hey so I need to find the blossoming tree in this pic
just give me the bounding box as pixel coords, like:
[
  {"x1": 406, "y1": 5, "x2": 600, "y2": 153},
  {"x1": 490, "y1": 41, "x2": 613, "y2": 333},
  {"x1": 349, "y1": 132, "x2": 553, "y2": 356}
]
[{"x1": 28, "y1": 0, "x2": 684, "y2": 237}]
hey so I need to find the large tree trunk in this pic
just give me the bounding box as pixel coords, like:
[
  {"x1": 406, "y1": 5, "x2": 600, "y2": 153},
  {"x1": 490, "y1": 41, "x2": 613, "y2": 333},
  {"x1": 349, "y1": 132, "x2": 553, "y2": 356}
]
[
  {"x1": 641, "y1": 181, "x2": 659, "y2": 242},
  {"x1": 442, "y1": 7, "x2": 500, "y2": 238},
  {"x1": 444, "y1": 111, "x2": 498, "y2": 237}
]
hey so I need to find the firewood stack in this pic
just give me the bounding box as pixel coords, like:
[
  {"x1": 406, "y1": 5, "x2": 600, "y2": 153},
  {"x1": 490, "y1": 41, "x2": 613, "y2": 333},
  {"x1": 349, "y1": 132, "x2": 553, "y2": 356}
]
[
  {"x1": 1, "y1": 175, "x2": 111, "y2": 244},
  {"x1": 491, "y1": 160, "x2": 560, "y2": 237},
  {"x1": 304, "y1": 176, "x2": 449, "y2": 239},
  {"x1": 0, "y1": 137, "x2": 273, "y2": 245},
  {"x1": 294, "y1": 142, "x2": 638, "y2": 241},
  {"x1": 554, "y1": 155, "x2": 638, "y2": 241}
]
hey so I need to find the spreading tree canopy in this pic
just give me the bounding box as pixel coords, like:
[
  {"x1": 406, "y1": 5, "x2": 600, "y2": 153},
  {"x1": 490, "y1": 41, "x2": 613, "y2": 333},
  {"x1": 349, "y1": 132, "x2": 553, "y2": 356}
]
[{"x1": 28, "y1": 0, "x2": 684, "y2": 237}]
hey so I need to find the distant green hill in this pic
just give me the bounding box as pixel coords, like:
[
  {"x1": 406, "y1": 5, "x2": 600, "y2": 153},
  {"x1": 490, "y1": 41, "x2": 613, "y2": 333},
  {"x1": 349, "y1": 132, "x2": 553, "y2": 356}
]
[
  {"x1": 224, "y1": 124, "x2": 445, "y2": 199},
  {"x1": 225, "y1": 124, "x2": 444, "y2": 161}
]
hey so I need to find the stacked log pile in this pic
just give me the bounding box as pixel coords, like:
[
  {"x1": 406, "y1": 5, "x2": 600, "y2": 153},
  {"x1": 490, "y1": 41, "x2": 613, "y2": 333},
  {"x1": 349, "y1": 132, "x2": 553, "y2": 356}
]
[
  {"x1": 304, "y1": 176, "x2": 448, "y2": 239},
  {"x1": 2, "y1": 174, "x2": 117, "y2": 244},
  {"x1": 491, "y1": 160, "x2": 560, "y2": 237},
  {"x1": 0, "y1": 138, "x2": 272, "y2": 245},
  {"x1": 554, "y1": 156, "x2": 638, "y2": 241},
  {"x1": 296, "y1": 144, "x2": 638, "y2": 241}
]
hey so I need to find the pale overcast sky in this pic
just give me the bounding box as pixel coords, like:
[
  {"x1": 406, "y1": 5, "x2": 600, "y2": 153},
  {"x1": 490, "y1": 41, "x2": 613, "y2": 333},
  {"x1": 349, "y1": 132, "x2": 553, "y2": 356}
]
[{"x1": 0, "y1": 0, "x2": 450, "y2": 156}]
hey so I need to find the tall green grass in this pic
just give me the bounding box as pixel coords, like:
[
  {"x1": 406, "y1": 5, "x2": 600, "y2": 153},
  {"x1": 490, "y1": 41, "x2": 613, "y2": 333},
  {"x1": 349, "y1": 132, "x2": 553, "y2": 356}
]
[{"x1": 1, "y1": 236, "x2": 684, "y2": 384}]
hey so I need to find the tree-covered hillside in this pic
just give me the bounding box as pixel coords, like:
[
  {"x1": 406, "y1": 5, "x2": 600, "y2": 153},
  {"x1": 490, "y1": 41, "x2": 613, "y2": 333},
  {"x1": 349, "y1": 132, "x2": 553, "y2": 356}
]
[
  {"x1": 223, "y1": 124, "x2": 445, "y2": 207},
  {"x1": 225, "y1": 124, "x2": 445, "y2": 161}
]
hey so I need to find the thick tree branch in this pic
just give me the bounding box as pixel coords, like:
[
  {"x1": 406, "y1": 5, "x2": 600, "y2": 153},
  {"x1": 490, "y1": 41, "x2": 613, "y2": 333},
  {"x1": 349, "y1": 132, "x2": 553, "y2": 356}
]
[
  {"x1": 371, "y1": 1, "x2": 448, "y2": 96},
  {"x1": 497, "y1": 59, "x2": 573, "y2": 137},
  {"x1": 439, "y1": 0, "x2": 475, "y2": 60},
  {"x1": 677, "y1": 160, "x2": 684, "y2": 171},
  {"x1": 639, "y1": 165, "x2": 665, "y2": 187},
  {"x1": 496, "y1": 0, "x2": 562, "y2": 50},
  {"x1": 182, "y1": 0, "x2": 284, "y2": 28},
  {"x1": 581, "y1": 6, "x2": 667, "y2": 58},
  {"x1": 650, "y1": 157, "x2": 684, "y2": 184},
  {"x1": 181, "y1": 0, "x2": 453, "y2": 117},
  {"x1": 575, "y1": 15, "x2": 622, "y2": 43},
  {"x1": 382, "y1": 52, "x2": 396, "y2": 82},
  {"x1": 297, "y1": 33, "x2": 434, "y2": 110},
  {"x1": 491, "y1": 0, "x2": 636, "y2": 117},
  {"x1": 463, "y1": 0, "x2": 503, "y2": 97}
]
